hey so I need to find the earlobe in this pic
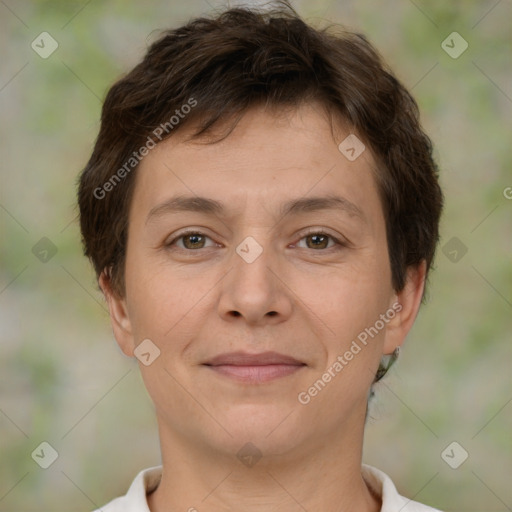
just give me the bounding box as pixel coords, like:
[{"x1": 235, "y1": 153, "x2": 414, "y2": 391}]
[
  {"x1": 99, "y1": 271, "x2": 135, "y2": 357},
  {"x1": 382, "y1": 261, "x2": 427, "y2": 355}
]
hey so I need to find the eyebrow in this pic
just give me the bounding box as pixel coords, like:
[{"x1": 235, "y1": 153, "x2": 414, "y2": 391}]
[{"x1": 146, "y1": 194, "x2": 366, "y2": 225}]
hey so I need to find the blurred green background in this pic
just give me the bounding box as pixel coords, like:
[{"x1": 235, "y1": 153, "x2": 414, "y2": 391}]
[{"x1": 0, "y1": 1, "x2": 511, "y2": 510}]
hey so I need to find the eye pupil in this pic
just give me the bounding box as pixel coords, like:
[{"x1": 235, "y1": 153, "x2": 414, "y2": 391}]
[
  {"x1": 308, "y1": 234, "x2": 329, "y2": 249},
  {"x1": 184, "y1": 234, "x2": 204, "y2": 249}
]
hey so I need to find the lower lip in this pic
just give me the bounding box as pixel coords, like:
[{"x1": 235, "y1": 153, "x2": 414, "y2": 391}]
[{"x1": 205, "y1": 364, "x2": 304, "y2": 383}]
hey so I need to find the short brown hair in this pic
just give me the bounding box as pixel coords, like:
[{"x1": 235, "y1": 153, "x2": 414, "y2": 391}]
[{"x1": 78, "y1": 2, "x2": 443, "y2": 308}]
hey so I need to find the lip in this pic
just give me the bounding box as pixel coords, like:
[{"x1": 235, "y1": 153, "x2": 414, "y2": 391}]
[
  {"x1": 203, "y1": 351, "x2": 306, "y2": 383},
  {"x1": 204, "y1": 351, "x2": 304, "y2": 366}
]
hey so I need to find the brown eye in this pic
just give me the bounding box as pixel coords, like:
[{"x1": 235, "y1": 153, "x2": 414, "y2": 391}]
[
  {"x1": 296, "y1": 231, "x2": 342, "y2": 250},
  {"x1": 305, "y1": 233, "x2": 331, "y2": 249},
  {"x1": 166, "y1": 231, "x2": 214, "y2": 250},
  {"x1": 182, "y1": 233, "x2": 206, "y2": 249}
]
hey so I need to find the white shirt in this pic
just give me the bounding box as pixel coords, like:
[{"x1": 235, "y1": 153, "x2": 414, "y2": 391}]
[{"x1": 93, "y1": 464, "x2": 443, "y2": 511}]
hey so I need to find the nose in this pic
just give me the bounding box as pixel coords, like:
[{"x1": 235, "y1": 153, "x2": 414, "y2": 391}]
[{"x1": 217, "y1": 236, "x2": 293, "y2": 326}]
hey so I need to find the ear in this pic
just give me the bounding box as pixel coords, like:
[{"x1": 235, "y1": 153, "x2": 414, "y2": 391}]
[
  {"x1": 382, "y1": 260, "x2": 427, "y2": 355},
  {"x1": 99, "y1": 271, "x2": 135, "y2": 357}
]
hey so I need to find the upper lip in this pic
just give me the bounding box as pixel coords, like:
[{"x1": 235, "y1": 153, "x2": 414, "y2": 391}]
[{"x1": 204, "y1": 351, "x2": 305, "y2": 366}]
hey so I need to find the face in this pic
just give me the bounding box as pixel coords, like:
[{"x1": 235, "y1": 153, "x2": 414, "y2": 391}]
[{"x1": 102, "y1": 103, "x2": 425, "y2": 462}]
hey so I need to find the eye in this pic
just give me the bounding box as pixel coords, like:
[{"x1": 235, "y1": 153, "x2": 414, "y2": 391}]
[
  {"x1": 165, "y1": 228, "x2": 347, "y2": 252},
  {"x1": 166, "y1": 230, "x2": 216, "y2": 250},
  {"x1": 294, "y1": 229, "x2": 345, "y2": 250}
]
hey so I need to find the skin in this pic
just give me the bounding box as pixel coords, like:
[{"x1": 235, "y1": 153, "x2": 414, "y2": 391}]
[{"x1": 100, "y1": 102, "x2": 426, "y2": 512}]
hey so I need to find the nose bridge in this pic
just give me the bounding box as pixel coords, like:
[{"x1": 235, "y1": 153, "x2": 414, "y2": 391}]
[{"x1": 218, "y1": 232, "x2": 292, "y2": 324}]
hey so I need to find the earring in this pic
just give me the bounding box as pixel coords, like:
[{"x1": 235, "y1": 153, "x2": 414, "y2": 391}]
[{"x1": 374, "y1": 346, "x2": 401, "y2": 382}]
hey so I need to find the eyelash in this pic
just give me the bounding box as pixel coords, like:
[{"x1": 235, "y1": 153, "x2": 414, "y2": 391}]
[{"x1": 165, "y1": 228, "x2": 348, "y2": 253}]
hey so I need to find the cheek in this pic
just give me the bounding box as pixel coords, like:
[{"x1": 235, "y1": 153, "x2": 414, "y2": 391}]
[
  {"x1": 124, "y1": 250, "x2": 182, "y2": 340},
  {"x1": 124, "y1": 256, "x2": 218, "y2": 360},
  {"x1": 299, "y1": 263, "x2": 392, "y2": 384},
  {"x1": 302, "y1": 259, "x2": 389, "y2": 328}
]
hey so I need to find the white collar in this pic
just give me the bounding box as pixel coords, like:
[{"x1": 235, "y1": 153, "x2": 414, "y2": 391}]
[{"x1": 94, "y1": 464, "x2": 442, "y2": 512}]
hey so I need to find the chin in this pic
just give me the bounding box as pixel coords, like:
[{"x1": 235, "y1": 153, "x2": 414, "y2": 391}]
[{"x1": 211, "y1": 404, "x2": 307, "y2": 456}]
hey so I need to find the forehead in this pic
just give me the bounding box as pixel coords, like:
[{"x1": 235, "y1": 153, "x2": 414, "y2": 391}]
[{"x1": 129, "y1": 103, "x2": 383, "y2": 232}]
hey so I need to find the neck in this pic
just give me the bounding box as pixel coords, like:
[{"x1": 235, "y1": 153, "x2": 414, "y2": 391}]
[{"x1": 147, "y1": 409, "x2": 381, "y2": 512}]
